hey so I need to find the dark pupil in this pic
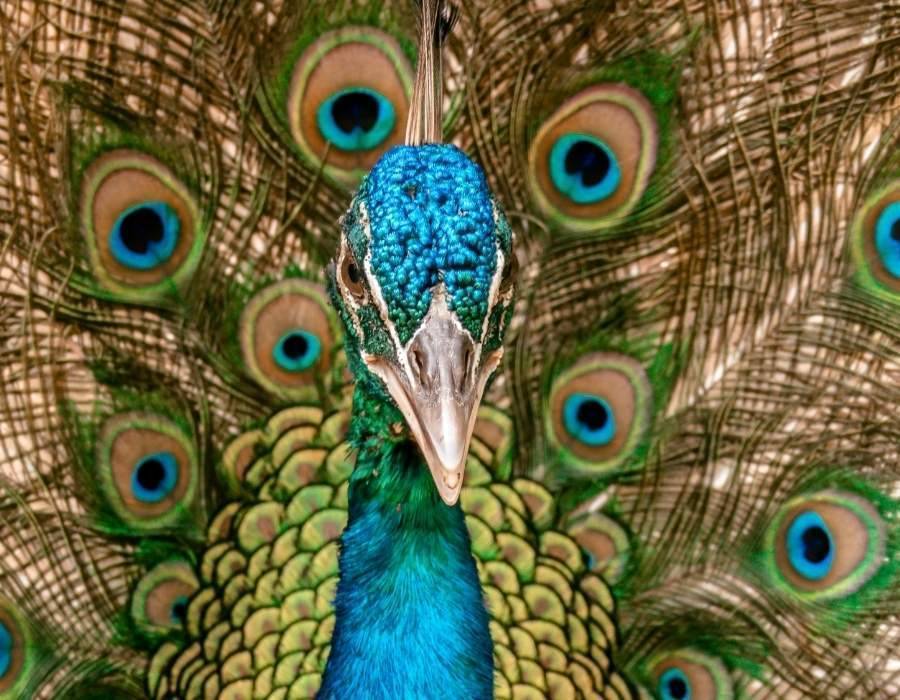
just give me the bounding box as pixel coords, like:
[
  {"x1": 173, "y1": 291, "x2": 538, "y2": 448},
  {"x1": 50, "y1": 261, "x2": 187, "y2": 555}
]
[
  {"x1": 171, "y1": 600, "x2": 187, "y2": 622},
  {"x1": 668, "y1": 678, "x2": 688, "y2": 699},
  {"x1": 347, "y1": 262, "x2": 361, "y2": 284},
  {"x1": 801, "y1": 525, "x2": 831, "y2": 564},
  {"x1": 564, "y1": 140, "x2": 611, "y2": 187},
  {"x1": 891, "y1": 219, "x2": 900, "y2": 242},
  {"x1": 137, "y1": 458, "x2": 166, "y2": 491},
  {"x1": 332, "y1": 92, "x2": 379, "y2": 134},
  {"x1": 577, "y1": 399, "x2": 608, "y2": 431},
  {"x1": 282, "y1": 333, "x2": 309, "y2": 360},
  {"x1": 120, "y1": 207, "x2": 165, "y2": 254}
]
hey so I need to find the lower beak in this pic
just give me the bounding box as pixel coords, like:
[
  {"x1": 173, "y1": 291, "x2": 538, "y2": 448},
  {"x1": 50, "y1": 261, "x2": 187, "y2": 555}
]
[{"x1": 366, "y1": 315, "x2": 502, "y2": 506}]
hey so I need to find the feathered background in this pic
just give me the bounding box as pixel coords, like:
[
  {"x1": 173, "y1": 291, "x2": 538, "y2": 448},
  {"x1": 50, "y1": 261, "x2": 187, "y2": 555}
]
[{"x1": 2, "y1": 1, "x2": 900, "y2": 698}]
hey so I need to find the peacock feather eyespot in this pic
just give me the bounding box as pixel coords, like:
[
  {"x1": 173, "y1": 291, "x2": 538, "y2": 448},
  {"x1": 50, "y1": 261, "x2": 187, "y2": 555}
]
[
  {"x1": 563, "y1": 393, "x2": 616, "y2": 446},
  {"x1": 80, "y1": 149, "x2": 203, "y2": 298},
  {"x1": 650, "y1": 649, "x2": 734, "y2": 700},
  {"x1": 317, "y1": 87, "x2": 397, "y2": 152},
  {"x1": 239, "y1": 278, "x2": 340, "y2": 400},
  {"x1": 766, "y1": 489, "x2": 887, "y2": 601},
  {"x1": 0, "y1": 601, "x2": 33, "y2": 697},
  {"x1": 785, "y1": 510, "x2": 833, "y2": 581},
  {"x1": 108, "y1": 201, "x2": 180, "y2": 270},
  {"x1": 130, "y1": 451, "x2": 179, "y2": 504},
  {"x1": 528, "y1": 84, "x2": 658, "y2": 233},
  {"x1": 549, "y1": 133, "x2": 621, "y2": 204},
  {"x1": 658, "y1": 668, "x2": 690, "y2": 700},
  {"x1": 96, "y1": 412, "x2": 199, "y2": 531},
  {"x1": 849, "y1": 181, "x2": 900, "y2": 298},
  {"x1": 130, "y1": 560, "x2": 199, "y2": 636},
  {"x1": 272, "y1": 329, "x2": 322, "y2": 372},
  {"x1": 546, "y1": 352, "x2": 652, "y2": 474},
  {"x1": 287, "y1": 27, "x2": 414, "y2": 183}
]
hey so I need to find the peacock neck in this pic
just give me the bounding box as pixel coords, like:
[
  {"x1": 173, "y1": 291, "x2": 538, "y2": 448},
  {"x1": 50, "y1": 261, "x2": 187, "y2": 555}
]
[{"x1": 319, "y1": 385, "x2": 494, "y2": 699}]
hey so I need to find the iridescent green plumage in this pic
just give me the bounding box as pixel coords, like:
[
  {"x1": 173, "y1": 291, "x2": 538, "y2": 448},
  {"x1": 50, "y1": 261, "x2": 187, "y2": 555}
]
[{"x1": 2, "y1": 1, "x2": 900, "y2": 699}]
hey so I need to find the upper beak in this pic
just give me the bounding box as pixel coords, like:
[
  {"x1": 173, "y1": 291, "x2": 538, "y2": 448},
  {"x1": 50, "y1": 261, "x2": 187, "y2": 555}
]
[{"x1": 365, "y1": 297, "x2": 502, "y2": 506}]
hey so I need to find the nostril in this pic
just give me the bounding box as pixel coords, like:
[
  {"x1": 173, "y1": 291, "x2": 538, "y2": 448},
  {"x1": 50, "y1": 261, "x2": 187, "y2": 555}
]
[
  {"x1": 459, "y1": 346, "x2": 473, "y2": 392},
  {"x1": 409, "y1": 346, "x2": 426, "y2": 384}
]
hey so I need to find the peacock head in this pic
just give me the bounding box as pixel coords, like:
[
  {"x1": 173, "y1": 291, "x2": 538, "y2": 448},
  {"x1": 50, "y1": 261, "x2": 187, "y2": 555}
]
[{"x1": 330, "y1": 143, "x2": 515, "y2": 505}]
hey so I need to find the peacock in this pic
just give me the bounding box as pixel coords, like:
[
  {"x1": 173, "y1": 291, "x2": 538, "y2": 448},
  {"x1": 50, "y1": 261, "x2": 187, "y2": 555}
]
[{"x1": 2, "y1": 0, "x2": 900, "y2": 697}]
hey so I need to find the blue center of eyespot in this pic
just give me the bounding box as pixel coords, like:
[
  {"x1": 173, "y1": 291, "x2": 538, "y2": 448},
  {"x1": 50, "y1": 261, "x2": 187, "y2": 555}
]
[
  {"x1": 659, "y1": 668, "x2": 691, "y2": 700},
  {"x1": 272, "y1": 329, "x2": 321, "y2": 372},
  {"x1": 562, "y1": 393, "x2": 616, "y2": 446},
  {"x1": 786, "y1": 510, "x2": 834, "y2": 581},
  {"x1": 170, "y1": 595, "x2": 189, "y2": 625},
  {"x1": 549, "y1": 133, "x2": 621, "y2": 204},
  {"x1": 874, "y1": 201, "x2": 900, "y2": 279},
  {"x1": 0, "y1": 621, "x2": 12, "y2": 678},
  {"x1": 108, "y1": 201, "x2": 180, "y2": 271},
  {"x1": 316, "y1": 87, "x2": 396, "y2": 152},
  {"x1": 131, "y1": 451, "x2": 179, "y2": 504}
]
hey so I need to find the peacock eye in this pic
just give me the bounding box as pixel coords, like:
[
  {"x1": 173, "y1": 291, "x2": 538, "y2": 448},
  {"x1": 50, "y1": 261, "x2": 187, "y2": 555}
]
[
  {"x1": 499, "y1": 250, "x2": 517, "y2": 294},
  {"x1": 769, "y1": 490, "x2": 886, "y2": 600},
  {"x1": 130, "y1": 560, "x2": 199, "y2": 634},
  {"x1": 131, "y1": 451, "x2": 179, "y2": 504},
  {"x1": 97, "y1": 412, "x2": 199, "y2": 531},
  {"x1": 81, "y1": 150, "x2": 203, "y2": 297},
  {"x1": 287, "y1": 27, "x2": 413, "y2": 182},
  {"x1": 651, "y1": 650, "x2": 733, "y2": 700},
  {"x1": 849, "y1": 183, "x2": 900, "y2": 298},
  {"x1": 546, "y1": 352, "x2": 652, "y2": 474},
  {"x1": 528, "y1": 84, "x2": 657, "y2": 232},
  {"x1": 239, "y1": 279, "x2": 337, "y2": 401},
  {"x1": 340, "y1": 251, "x2": 366, "y2": 301}
]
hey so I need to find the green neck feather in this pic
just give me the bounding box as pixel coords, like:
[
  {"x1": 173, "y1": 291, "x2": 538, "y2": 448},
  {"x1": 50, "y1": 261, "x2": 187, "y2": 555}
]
[{"x1": 318, "y1": 382, "x2": 494, "y2": 698}]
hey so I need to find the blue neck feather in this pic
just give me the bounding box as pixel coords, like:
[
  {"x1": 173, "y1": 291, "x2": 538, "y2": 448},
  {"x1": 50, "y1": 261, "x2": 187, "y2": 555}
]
[{"x1": 319, "y1": 405, "x2": 493, "y2": 699}]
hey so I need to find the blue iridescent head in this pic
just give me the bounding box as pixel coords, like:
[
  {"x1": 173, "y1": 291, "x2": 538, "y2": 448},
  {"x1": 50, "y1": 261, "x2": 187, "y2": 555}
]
[{"x1": 331, "y1": 144, "x2": 515, "y2": 504}]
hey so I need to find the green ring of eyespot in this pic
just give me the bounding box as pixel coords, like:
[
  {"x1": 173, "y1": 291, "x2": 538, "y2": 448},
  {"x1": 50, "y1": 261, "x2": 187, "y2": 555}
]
[
  {"x1": 96, "y1": 412, "x2": 198, "y2": 531},
  {"x1": 79, "y1": 150, "x2": 205, "y2": 300},
  {"x1": 763, "y1": 489, "x2": 887, "y2": 602},
  {"x1": 646, "y1": 649, "x2": 734, "y2": 700},
  {"x1": 545, "y1": 353, "x2": 652, "y2": 475}
]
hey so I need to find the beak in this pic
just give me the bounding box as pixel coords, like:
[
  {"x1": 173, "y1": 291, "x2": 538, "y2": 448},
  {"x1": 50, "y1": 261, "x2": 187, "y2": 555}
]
[{"x1": 365, "y1": 294, "x2": 502, "y2": 506}]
